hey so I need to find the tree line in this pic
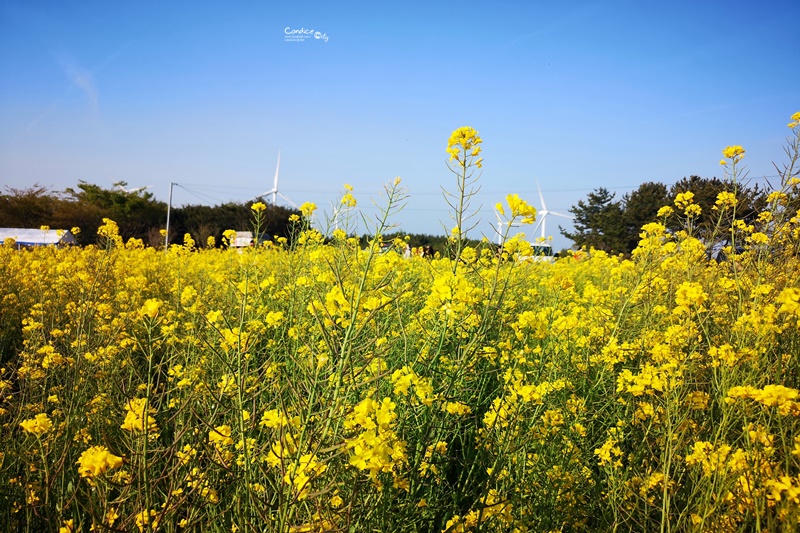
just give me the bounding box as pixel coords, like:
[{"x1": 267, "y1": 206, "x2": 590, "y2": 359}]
[
  {"x1": 6, "y1": 175, "x2": 792, "y2": 255},
  {"x1": 559, "y1": 175, "x2": 796, "y2": 255},
  {"x1": 0, "y1": 181, "x2": 298, "y2": 247},
  {"x1": 0, "y1": 182, "x2": 478, "y2": 253}
]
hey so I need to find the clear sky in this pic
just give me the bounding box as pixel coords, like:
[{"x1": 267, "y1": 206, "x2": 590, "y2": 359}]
[{"x1": 1, "y1": 0, "x2": 798, "y2": 251}]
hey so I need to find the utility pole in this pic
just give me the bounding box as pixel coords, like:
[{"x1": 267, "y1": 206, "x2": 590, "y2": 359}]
[{"x1": 165, "y1": 182, "x2": 174, "y2": 252}]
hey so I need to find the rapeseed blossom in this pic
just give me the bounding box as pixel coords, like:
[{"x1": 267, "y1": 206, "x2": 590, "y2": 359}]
[
  {"x1": 675, "y1": 281, "x2": 707, "y2": 308},
  {"x1": 341, "y1": 185, "x2": 357, "y2": 207},
  {"x1": 727, "y1": 384, "x2": 800, "y2": 416},
  {"x1": 300, "y1": 202, "x2": 317, "y2": 218},
  {"x1": 722, "y1": 145, "x2": 746, "y2": 161},
  {"x1": 135, "y1": 510, "x2": 158, "y2": 533},
  {"x1": 77, "y1": 446, "x2": 124, "y2": 478},
  {"x1": 674, "y1": 191, "x2": 695, "y2": 210},
  {"x1": 20, "y1": 413, "x2": 52, "y2": 436},
  {"x1": 715, "y1": 191, "x2": 738, "y2": 209},
  {"x1": 777, "y1": 287, "x2": 800, "y2": 316},
  {"x1": 284, "y1": 453, "x2": 327, "y2": 500},
  {"x1": 345, "y1": 397, "x2": 407, "y2": 481},
  {"x1": 595, "y1": 428, "x2": 624, "y2": 468},
  {"x1": 656, "y1": 205, "x2": 674, "y2": 218},
  {"x1": 504, "y1": 193, "x2": 537, "y2": 223},
  {"x1": 120, "y1": 398, "x2": 159, "y2": 433},
  {"x1": 209, "y1": 425, "x2": 234, "y2": 447},
  {"x1": 138, "y1": 298, "x2": 161, "y2": 319},
  {"x1": 446, "y1": 126, "x2": 483, "y2": 167}
]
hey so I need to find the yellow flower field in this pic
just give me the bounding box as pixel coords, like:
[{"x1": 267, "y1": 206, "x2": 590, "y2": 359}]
[{"x1": 1, "y1": 116, "x2": 800, "y2": 532}]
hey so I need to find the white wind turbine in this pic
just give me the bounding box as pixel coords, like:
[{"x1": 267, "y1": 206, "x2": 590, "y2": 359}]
[
  {"x1": 531, "y1": 181, "x2": 572, "y2": 241},
  {"x1": 114, "y1": 181, "x2": 152, "y2": 194},
  {"x1": 495, "y1": 209, "x2": 523, "y2": 245},
  {"x1": 255, "y1": 152, "x2": 297, "y2": 207},
  {"x1": 329, "y1": 200, "x2": 344, "y2": 232}
]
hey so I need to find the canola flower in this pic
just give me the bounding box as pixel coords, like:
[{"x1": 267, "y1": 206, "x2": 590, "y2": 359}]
[
  {"x1": 341, "y1": 184, "x2": 357, "y2": 207},
  {"x1": 20, "y1": 413, "x2": 52, "y2": 437},
  {"x1": 446, "y1": 126, "x2": 483, "y2": 168},
  {"x1": 674, "y1": 191, "x2": 695, "y2": 210},
  {"x1": 502, "y1": 193, "x2": 537, "y2": 224},
  {"x1": 120, "y1": 398, "x2": 159, "y2": 433},
  {"x1": 135, "y1": 509, "x2": 158, "y2": 533},
  {"x1": 722, "y1": 144, "x2": 746, "y2": 161},
  {"x1": 344, "y1": 397, "x2": 408, "y2": 483},
  {"x1": 138, "y1": 298, "x2": 162, "y2": 319},
  {"x1": 76, "y1": 446, "x2": 124, "y2": 478},
  {"x1": 300, "y1": 202, "x2": 317, "y2": 218},
  {"x1": 726, "y1": 384, "x2": 800, "y2": 416},
  {"x1": 715, "y1": 191, "x2": 738, "y2": 210},
  {"x1": 209, "y1": 425, "x2": 234, "y2": 447}
]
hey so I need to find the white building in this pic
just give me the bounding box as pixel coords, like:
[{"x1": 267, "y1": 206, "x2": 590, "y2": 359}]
[{"x1": 0, "y1": 228, "x2": 77, "y2": 249}]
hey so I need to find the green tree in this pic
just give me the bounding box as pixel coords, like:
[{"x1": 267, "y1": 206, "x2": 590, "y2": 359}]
[
  {"x1": 668, "y1": 175, "x2": 767, "y2": 237},
  {"x1": 173, "y1": 201, "x2": 298, "y2": 247},
  {"x1": 0, "y1": 184, "x2": 62, "y2": 228},
  {"x1": 560, "y1": 187, "x2": 625, "y2": 253},
  {"x1": 620, "y1": 182, "x2": 670, "y2": 253},
  {"x1": 65, "y1": 181, "x2": 167, "y2": 242}
]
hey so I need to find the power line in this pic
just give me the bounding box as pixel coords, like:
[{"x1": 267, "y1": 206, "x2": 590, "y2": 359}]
[
  {"x1": 173, "y1": 184, "x2": 227, "y2": 205},
  {"x1": 166, "y1": 172, "x2": 790, "y2": 212}
]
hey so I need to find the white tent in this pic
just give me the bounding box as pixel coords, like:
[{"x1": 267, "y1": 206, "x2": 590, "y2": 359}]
[
  {"x1": 231, "y1": 231, "x2": 254, "y2": 248},
  {"x1": 0, "y1": 228, "x2": 77, "y2": 249}
]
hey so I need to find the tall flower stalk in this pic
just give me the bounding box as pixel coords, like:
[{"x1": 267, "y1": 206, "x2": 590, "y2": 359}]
[{"x1": 444, "y1": 126, "x2": 483, "y2": 269}]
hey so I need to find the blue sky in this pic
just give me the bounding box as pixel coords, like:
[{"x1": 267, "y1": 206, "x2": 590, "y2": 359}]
[{"x1": 1, "y1": 0, "x2": 798, "y2": 250}]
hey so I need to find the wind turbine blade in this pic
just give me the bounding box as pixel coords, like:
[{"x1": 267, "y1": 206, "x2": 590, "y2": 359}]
[
  {"x1": 278, "y1": 192, "x2": 297, "y2": 208},
  {"x1": 493, "y1": 207, "x2": 505, "y2": 245},
  {"x1": 272, "y1": 151, "x2": 281, "y2": 204},
  {"x1": 531, "y1": 217, "x2": 544, "y2": 240},
  {"x1": 537, "y1": 180, "x2": 547, "y2": 211},
  {"x1": 252, "y1": 187, "x2": 275, "y2": 202},
  {"x1": 329, "y1": 201, "x2": 341, "y2": 231},
  {"x1": 273, "y1": 152, "x2": 281, "y2": 191},
  {"x1": 550, "y1": 211, "x2": 573, "y2": 219}
]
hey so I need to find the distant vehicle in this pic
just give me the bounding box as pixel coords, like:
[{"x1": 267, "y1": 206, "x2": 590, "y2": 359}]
[
  {"x1": 532, "y1": 244, "x2": 554, "y2": 257},
  {"x1": 706, "y1": 239, "x2": 744, "y2": 262},
  {"x1": 519, "y1": 244, "x2": 556, "y2": 263}
]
